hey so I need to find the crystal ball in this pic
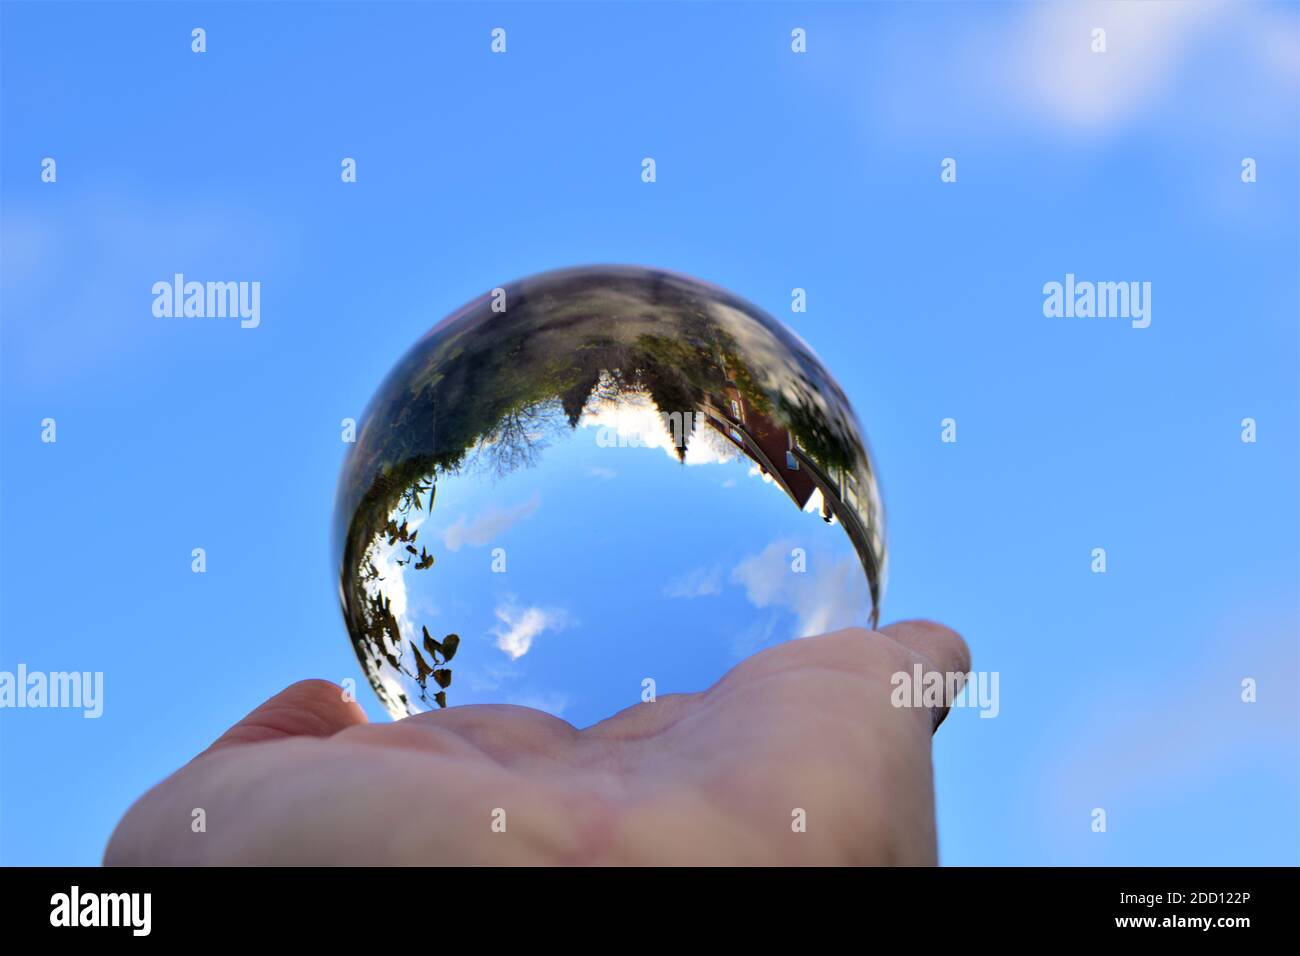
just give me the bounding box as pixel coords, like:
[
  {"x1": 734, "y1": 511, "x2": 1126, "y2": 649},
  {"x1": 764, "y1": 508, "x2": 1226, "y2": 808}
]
[{"x1": 333, "y1": 266, "x2": 886, "y2": 724}]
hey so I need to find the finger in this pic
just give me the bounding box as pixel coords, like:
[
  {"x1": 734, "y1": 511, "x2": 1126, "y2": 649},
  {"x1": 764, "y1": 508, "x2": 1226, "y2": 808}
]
[
  {"x1": 204, "y1": 679, "x2": 369, "y2": 755},
  {"x1": 878, "y1": 619, "x2": 970, "y2": 730}
]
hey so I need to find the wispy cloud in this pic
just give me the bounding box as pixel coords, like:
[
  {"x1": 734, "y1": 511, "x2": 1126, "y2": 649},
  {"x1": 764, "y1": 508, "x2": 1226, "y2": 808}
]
[
  {"x1": 442, "y1": 494, "x2": 540, "y2": 551},
  {"x1": 663, "y1": 565, "x2": 723, "y2": 599},
  {"x1": 1009, "y1": 0, "x2": 1221, "y2": 131},
  {"x1": 1035, "y1": 611, "x2": 1299, "y2": 858},
  {"x1": 872, "y1": 1, "x2": 1298, "y2": 142},
  {"x1": 504, "y1": 691, "x2": 570, "y2": 717}
]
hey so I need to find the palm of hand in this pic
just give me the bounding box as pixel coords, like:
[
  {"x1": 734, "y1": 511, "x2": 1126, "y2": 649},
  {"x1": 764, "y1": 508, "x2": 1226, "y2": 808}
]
[{"x1": 106, "y1": 621, "x2": 967, "y2": 866}]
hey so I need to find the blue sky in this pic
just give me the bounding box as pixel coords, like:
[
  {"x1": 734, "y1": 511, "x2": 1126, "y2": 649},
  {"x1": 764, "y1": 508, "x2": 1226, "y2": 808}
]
[{"x1": 2, "y1": 1, "x2": 1298, "y2": 865}]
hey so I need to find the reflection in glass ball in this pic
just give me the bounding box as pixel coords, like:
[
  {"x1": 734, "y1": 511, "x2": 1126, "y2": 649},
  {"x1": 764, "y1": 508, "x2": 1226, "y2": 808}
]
[{"x1": 333, "y1": 266, "x2": 886, "y2": 724}]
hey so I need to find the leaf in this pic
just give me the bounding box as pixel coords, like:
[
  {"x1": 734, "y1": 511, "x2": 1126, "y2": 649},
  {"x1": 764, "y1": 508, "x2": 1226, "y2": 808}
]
[
  {"x1": 409, "y1": 641, "x2": 434, "y2": 687},
  {"x1": 433, "y1": 668, "x2": 452, "y2": 689},
  {"x1": 440, "y1": 633, "x2": 460, "y2": 662},
  {"x1": 422, "y1": 626, "x2": 443, "y2": 659},
  {"x1": 434, "y1": 691, "x2": 447, "y2": 709},
  {"x1": 406, "y1": 545, "x2": 418, "y2": 555}
]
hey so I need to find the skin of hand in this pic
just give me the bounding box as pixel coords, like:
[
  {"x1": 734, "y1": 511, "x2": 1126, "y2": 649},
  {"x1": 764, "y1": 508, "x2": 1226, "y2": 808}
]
[{"x1": 105, "y1": 620, "x2": 968, "y2": 866}]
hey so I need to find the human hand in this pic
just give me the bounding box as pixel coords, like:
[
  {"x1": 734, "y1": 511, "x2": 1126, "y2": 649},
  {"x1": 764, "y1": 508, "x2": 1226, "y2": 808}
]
[{"x1": 105, "y1": 620, "x2": 968, "y2": 865}]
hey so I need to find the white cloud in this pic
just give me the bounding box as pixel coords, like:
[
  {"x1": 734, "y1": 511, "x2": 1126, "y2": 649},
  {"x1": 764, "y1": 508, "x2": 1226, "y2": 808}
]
[
  {"x1": 587, "y1": 466, "x2": 618, "y2": 480},
  {"x1": 730, "y1": 540, "x2": 871, "y2": 639},
  {"x1": 491, "y1": 600, "x2": 570, "y2": 660},
  {"x1": 441, "y1": 494, "x2": 540, "y2": 551},
  {"x1": 579, "y1": 388, "x2": 742, "y2": 466}
]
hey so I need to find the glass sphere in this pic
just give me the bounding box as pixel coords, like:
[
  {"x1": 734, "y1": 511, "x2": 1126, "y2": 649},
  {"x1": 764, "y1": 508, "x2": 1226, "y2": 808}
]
[{"x1": 333, "y1": 266, "x2": 886, "y2": 724}]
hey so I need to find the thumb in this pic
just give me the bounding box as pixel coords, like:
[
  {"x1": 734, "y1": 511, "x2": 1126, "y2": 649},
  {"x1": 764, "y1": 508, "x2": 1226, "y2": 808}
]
[
  {"x1": 878, "y1": 619, "x2": 971, "y2": 731},
  {"x1": 203, "y1": 679, "x2": 368, "y2": 755}
]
